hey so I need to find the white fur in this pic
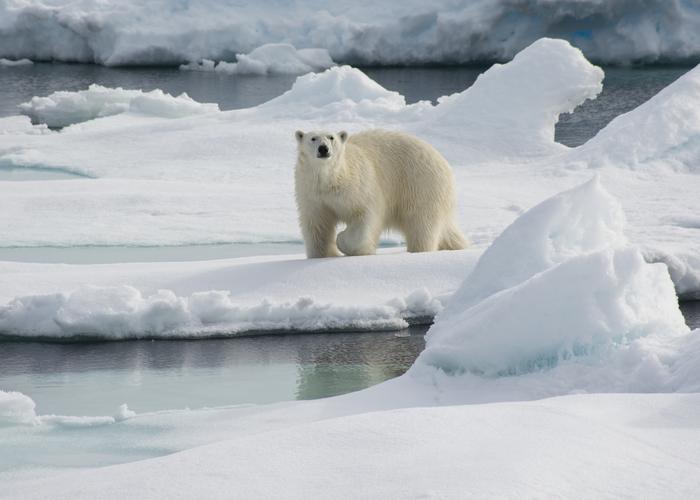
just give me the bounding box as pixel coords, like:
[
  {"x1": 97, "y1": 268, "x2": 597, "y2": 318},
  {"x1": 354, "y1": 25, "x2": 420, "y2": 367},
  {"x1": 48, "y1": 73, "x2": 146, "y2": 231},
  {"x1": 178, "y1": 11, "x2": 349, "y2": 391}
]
[{"x1": 294, "y1": 129, "x2": 468, "y2": 258}]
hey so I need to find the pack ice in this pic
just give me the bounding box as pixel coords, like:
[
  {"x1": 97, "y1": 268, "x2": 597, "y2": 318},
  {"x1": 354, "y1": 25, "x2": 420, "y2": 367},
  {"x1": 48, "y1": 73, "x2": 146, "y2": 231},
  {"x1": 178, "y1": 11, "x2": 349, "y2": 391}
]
[
  {"x1": 0, "y1": 38, "x2": 698, "y2": 339},
  {"x1": 1, "y1": 0, "x2": 699, "y2": 65},
  {"x1": 2, "y1": 177, "x2": 699, "y2": 499},
  {"x1": 180, "y1": 43, "x2": 335, "y2": 75}
]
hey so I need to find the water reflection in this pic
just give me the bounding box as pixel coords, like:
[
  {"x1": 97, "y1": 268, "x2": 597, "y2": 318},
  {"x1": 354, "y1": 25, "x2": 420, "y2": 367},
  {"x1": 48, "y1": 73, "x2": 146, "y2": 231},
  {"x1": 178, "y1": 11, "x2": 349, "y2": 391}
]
[
  {"x1": 1, "y1": 302, "x2": 697, "y2": 416},
  {"x1": 0, "y1": 326, "x2": 427, "y2": 415}
]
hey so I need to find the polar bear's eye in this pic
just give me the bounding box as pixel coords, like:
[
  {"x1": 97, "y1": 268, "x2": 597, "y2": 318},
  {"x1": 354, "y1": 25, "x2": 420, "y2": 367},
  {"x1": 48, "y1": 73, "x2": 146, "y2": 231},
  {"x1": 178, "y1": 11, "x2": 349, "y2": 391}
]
[
  {"x1": 328, "y1": 136, "x2": 334, "y2": 140},
  {"x1": 311, "y1": 137, "x2": 317, "y2": 142}
]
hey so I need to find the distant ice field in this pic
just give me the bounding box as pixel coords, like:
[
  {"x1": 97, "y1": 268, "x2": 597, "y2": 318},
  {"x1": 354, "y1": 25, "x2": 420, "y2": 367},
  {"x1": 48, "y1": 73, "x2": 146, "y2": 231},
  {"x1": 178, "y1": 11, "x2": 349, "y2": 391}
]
[{"x1": 0, "y1": 62, "x2": 691, "y2": 146}]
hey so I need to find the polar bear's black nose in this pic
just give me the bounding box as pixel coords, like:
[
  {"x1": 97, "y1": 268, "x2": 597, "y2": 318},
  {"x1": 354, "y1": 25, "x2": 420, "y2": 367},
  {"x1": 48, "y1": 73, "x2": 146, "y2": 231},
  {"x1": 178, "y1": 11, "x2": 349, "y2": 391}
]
[{"x1": 317, "y1": 144, "x2": 329, "y2": 157}]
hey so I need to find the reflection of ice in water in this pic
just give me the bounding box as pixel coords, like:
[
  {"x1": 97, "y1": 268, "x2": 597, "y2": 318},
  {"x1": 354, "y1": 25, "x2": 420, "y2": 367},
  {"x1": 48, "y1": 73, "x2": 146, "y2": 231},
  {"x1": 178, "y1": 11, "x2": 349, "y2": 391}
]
[{"x1": 0, "y1": 327, "x2": 427, "y2": 416}]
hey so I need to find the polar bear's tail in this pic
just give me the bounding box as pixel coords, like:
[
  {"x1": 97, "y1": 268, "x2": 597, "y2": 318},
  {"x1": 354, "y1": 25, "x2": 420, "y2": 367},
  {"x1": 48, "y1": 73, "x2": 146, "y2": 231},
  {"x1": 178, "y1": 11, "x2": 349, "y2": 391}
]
[{"x1": 439, "y1": 220, "x2": 469, "y2": 250}]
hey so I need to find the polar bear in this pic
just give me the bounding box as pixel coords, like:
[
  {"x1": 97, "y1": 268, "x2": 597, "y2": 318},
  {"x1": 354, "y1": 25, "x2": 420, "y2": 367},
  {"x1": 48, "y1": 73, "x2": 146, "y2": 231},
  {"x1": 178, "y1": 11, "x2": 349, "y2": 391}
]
[{"x1": 294, "y1": 129, "x2": 467, "y2": 258}]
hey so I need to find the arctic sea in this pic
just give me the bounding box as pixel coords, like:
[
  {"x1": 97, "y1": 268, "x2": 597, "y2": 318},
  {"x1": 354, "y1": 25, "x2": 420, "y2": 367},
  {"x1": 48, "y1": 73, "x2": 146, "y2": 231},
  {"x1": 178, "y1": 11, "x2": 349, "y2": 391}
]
[{"x1": 0, "y1": 62, "x2": 697, "y2": 415}]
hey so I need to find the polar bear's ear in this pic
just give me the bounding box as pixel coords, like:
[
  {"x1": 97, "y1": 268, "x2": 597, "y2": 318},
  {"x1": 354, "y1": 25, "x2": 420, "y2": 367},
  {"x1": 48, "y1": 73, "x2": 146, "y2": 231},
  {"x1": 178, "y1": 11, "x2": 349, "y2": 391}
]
[
  {"x1": 295, "y1": 130, "x2": 304, "y2": 143},
  {"x1": 338, "y1": 131, "x2": 348, "y2": 143}
]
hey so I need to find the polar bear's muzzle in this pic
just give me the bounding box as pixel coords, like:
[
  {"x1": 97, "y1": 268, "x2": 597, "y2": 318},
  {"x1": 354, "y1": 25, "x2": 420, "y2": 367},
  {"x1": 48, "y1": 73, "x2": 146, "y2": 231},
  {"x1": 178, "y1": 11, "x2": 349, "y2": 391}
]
[{"x1": 317, "y1": 144, "x2": 330, "y2": 158}]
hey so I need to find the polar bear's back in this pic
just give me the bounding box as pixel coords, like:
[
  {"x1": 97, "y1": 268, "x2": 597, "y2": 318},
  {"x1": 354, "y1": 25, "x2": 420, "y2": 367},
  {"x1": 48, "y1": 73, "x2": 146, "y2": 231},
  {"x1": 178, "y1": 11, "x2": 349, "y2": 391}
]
[{"x1": 346, "y1": 129, "x2": 456, "y2": 220}]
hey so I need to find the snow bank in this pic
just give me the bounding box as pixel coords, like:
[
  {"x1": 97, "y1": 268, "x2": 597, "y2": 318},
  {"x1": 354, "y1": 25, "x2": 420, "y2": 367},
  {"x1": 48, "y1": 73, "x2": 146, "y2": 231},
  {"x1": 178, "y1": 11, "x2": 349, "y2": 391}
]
[
  {"x1": 18, "y1": 85, "x2": 219, "y2": 128},
  {"x1": 446, "y1": 176, "x2": 626, "y2": 311},
  {"x1": 258, "y1": 65, "x2": 426, "y2": 120},
  {"x1": 420, "y1": 247, "x2": 687, "y2": 376},
  {"x1": 0, "y1": 250, "x2": 474, "y2": 339},
  {"x1": 426, "y1": 38, "x2": 603, "y2": 158},
  {"x1": 0, "y1": 0, "x2": 699, "y2": 66},
  {"x1": 180, "y1": 44, "x2": 334, "y2": 76},
  {"x1": 0, "y1": 58, "x2": 32, "y2": 66},
  {"x1": 5, "y1": 393, "x2": 700, "y2": 500},
  {"x1": 0, "y1": 285, "x2": 439, "y2": 339},
  {"x1": 0, "y1": 390, "x2": 37, "y2": 426},
  {"x1": 580, "y1": 63, "x2": 700, "y2": 172},
  {"x1": 417, "y1": 178, "x2": 688, "y2": 375}
]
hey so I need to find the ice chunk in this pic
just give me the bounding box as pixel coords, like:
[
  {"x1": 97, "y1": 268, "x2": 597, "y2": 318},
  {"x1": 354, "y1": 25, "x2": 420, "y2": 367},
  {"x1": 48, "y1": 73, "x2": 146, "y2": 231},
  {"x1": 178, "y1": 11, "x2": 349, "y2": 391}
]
[
  {"x1": 180, "y1": 44, "x2": 335, "y2": 76},
  {"x1": 18, "y1": 84, "x2": 219, "y2": 128},
  {"x1": 445, "y1": 175, "x2": 627, "y2": 311},
  {"x1": 114, "y1": 404, "x2": 136, "y2": 422},
  {"x1": 417, "y1": 178, "x2": 688, "y2": 375},
  {"x1": 580, "y1": 64, "x2": 700, "y2": 172},
  {"x1": 0, "y1": 58, "x2": 33, "y2": 66},
  {"x1": 0, "y1": 390, "x2": 38, "y2": 426},
  {"x1": 419, "y1": 247, "x2": 687, "y2": 376},
  {"x1": 426, "y1": 38, "x2": 603, "y2": 158},
  {"x1": 260, "y1": 65, "x2": 407, "y2": 112}
]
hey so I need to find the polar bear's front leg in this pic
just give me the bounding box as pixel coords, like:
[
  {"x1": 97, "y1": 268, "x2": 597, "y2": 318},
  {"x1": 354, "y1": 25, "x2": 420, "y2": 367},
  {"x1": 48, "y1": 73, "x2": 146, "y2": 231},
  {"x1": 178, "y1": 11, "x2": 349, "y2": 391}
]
[
  {"x1": 300, "y1": 206, "x2": 341, "y2": 258},
  {"x1": 336, "y1": 215, "x2": 381, "y2": 256}
]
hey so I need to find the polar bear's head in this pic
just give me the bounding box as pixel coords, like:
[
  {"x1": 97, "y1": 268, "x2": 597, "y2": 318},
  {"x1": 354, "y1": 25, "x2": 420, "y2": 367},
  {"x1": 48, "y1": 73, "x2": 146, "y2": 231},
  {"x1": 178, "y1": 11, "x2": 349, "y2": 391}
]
[{"x1": 295, "y1": 130, "x2": 348, "y2": 162}]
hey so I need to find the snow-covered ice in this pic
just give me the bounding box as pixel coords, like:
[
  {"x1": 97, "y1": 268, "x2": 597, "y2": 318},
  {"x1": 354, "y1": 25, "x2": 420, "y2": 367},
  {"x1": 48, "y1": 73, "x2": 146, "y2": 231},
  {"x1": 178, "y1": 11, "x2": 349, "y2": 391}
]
[
  {"x1": 0, "y1": 57, "x2": 33, "y2": 66},
  {"x1": 2, "y1": 36, "x2": 700, "y2": 497},
  {"x1": 1, "y1": 0, "x2": 699, "y2": 66},
  {"x1": 417, "y1": 178, "x2": 688, "y2": 376},
  {"x1": 18, "y1": 84, "x2": 219, "y2": 128},
  {"x1": 180, "y1": 43, "x2": 335, "y2": 75},
  {"x1": 2, "y1": 174, "x2": 700, "y2": 496},
  {"x1": 0, "y1": 38, "x2": 698, "y2": 301},
  {"x1": 0, "y1": 250, "x2": 476, "y2": 339}
]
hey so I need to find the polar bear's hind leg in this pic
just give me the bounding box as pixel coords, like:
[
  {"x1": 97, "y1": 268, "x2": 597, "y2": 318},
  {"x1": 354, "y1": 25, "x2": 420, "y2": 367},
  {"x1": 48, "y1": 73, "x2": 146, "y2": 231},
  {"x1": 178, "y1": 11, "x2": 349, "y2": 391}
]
[
  {"x1": 404, "y1": 219, "x2": 442, "y2": 253},
  {"x1": 439, "y1": 219, "x2": 469, "y2": 250}
]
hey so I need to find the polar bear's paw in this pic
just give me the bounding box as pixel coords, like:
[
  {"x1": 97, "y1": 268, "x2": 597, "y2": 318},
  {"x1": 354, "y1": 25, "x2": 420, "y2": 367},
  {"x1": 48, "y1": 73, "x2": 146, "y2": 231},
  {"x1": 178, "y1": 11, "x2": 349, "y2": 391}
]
[{"x1": 337, "y1": 229, "x2": 375, "y2": 256}]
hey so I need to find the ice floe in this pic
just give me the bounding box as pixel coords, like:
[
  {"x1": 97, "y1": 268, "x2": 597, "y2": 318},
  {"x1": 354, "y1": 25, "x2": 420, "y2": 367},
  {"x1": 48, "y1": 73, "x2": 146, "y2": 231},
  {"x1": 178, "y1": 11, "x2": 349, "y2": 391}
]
[
  {"x1": 180, "y1": 43, "x2": 335, "y2": 75},
  {"x1": 18, "y1": 84, "x2": 219, "y2": 128}
]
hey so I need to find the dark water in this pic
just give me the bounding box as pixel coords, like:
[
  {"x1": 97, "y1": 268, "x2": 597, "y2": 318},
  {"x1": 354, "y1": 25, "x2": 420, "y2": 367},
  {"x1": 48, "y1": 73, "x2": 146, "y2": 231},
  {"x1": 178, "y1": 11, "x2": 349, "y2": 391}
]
[
  {"x1": 0, "y1": 63, "x2": 691, "y2": 146},
  {"x1": 1, "y1": 303, "x2": 698, "y2": 416}
]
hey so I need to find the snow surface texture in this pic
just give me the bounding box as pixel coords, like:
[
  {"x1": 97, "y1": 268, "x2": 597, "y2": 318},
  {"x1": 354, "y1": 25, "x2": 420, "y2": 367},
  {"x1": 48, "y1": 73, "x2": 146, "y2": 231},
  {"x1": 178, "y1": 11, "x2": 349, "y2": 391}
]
[
  {"x1": 416, "y1": 178, "x2": 689, "y2": 376},
  {"x1": 1, "y1": 0, "x2": 699, "y2": 66},
  {"x1": 18, "y1": 84, "x2": 219, "y2": 128},
  {"x1": 2, "y1": 181, "x2": 700, "y2": 496},
  {"x1": 180, "y1": 43, "x2": 335, "y2": 75}
]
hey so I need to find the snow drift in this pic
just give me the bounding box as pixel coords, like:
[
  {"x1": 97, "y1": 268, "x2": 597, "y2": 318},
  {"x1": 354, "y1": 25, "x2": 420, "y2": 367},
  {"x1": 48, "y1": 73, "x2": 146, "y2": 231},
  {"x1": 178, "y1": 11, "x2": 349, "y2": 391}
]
[
  {"x1": 0, "y1": 0, "x2": 699, "y2": 66},
  {"x1": 180, "y1": 44, "x2": 335, "y2": 75},
  {"x1": 0, "y1": 286, "x2": 439, "y2": 339},
  {"x1": 18, "y1": 85, "x2": 219, "y2": 128},
  {"x1": 426, "y1": 37, "x2": 603, "y2": 159},
  {"x1": 0, "y1": 250, "x2": 474, "y2": 339},
  {"x1": 417, "y1": 178, "x2": 689, "y2": 376},
  {"x1": 445, "y1": 176, "x2": 627, "y2": 311}
]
